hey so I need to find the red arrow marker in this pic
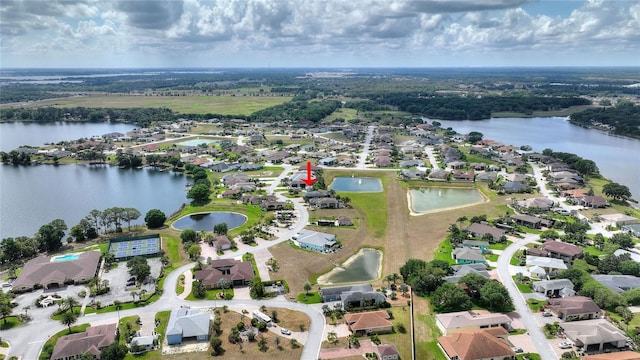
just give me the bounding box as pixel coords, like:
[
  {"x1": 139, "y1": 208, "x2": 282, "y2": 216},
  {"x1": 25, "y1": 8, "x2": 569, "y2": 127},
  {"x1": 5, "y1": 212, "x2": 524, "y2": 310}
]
[{"x1": 302, "y1": 161, "x2": 316, "y2": 186}]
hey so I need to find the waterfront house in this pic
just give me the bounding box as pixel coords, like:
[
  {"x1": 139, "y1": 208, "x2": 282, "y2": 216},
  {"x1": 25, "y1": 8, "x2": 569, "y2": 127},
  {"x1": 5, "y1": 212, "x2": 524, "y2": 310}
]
[
  {"x1": 466, "y1": 223, "x2": 506, "y2": 242},
  {"x1": 293, "y1": 229, "x2": 339, "y2": 252},
  {"x1": 319, "y1": 284, "x2": 374, "y2": 302},
  {"x1": 12, "y1": 251, "x2": 101, "y2": 292}
]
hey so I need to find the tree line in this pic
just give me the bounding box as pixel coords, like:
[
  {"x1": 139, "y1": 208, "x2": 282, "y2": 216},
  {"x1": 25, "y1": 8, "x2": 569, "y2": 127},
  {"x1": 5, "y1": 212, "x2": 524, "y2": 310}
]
[
  {"x1": 368, "y1": 94, "x2": 590, "y2": 120},
  {"x1": 249, "y1": 100, "x2": 341, "y2": 123},
  {"x1": 541, "y1": 148, "x2": 599, "y2": 176},
  {"x1": 570, "y1": 102, "x2": 640, "y2": 139}
]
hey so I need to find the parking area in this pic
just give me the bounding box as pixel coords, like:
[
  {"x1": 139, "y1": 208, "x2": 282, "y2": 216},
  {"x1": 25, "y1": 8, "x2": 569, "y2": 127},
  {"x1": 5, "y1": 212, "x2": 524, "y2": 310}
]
[{"x1": 97, "y1": 258, "x2": 163, "y2": 305}]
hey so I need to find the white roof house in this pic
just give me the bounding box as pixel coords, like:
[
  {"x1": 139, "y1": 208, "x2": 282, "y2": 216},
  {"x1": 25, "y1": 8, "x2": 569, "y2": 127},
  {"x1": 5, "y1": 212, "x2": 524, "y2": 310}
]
[
  {"x1": 435, "y1": 310, "x2": 512, "y2": 335},
  {"x1": 526, "y1": 256, "x2": 568, "y2": 270}
]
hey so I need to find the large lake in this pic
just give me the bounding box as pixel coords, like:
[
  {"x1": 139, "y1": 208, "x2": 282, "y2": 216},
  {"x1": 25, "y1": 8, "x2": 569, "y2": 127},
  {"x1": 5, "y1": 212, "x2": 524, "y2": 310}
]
[
  {"x1": 432, "y1": 117, "x2": 640, "y2": 202},
  {"x1": 0, "y1": 122, "x2": 137, "y2": 151},
  {"x1": 0, "y1": 165, "x2": 188, "y2": 238}
]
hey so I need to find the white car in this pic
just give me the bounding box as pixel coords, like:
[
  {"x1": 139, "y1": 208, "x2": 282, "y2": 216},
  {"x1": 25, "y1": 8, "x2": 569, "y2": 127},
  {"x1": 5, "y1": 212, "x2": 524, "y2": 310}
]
[
  {"x1": 559, "y1": 341, "x2": 573, "y2": 349},
  {"x1": 280, "y1": 328, "x2": 291, "y2": 335}
]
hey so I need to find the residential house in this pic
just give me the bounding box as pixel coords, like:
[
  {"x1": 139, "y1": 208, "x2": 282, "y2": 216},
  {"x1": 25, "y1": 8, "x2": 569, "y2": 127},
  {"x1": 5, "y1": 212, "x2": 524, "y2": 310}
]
[
  {"x1": 517, "y1": 197, "x2": 555, "y2": 211},
  {"x1": 599, "y1": 214, "x2": 638, "y2": 228},
  {"x1": 341, "y1": 289, "x2": 387, "y2": 310},
  {"x1": 452, "y1": 247, "x2": 486, "y2": 265},
  {"x1": 213, "y1": 235, "x2": 232, "y2": 251},
  {"x1": 400, "y1": 169, "x2": 426, "y2": 180},
  {"x1": 12, "y1": 251, "x2": 101, "y2": 292},
  {"x1": 437, "y1": 328, "x2": 515, "y2": 360},
  {"x1": 130, "y1": 335, "x2": 157, "y2": 353},
  {"x1": 476, "y1": 172, "x2": 498, "y2": 183},
  {"x1": 337, "y1": 216, "x2": 354, "y2": 226},
  {"x1": 541, "y1": 240, "x2": 583, "y2": 263},
  {"x1": 222, "y1": 173, "x2": 249, "y2": 187},
  {"x1": 526, "y1": 256, "x2": 568, "y2": 279},
  {"x1": 319, "y1": 157, "x2": 338, "y2": 166},
  {"x1": 511, "y1": 214, "x2": 553, "y2": 229},
  {"x1": 399, "y1": 159, "x2": 424, "y2": 168},
  {"x1": 375, "y1": 156, "x2": 393, "y2": 167},
  {"x1": 592, "y1": 275, "x2": 640, "y2": 293},
  {"x1": 435, "y1": 311, "x2": 512, "y2": 335},
  {"x1": 575, "y1": 196, "x2": 609, "y2": 208},
  {"x1": 344, "y1": 310, "x2": 393, "y2": 335},
  {"x1": 560, "y1": 319, "x2": 626, "y2": 352},
  {"x1": 293, "y1": 229, "x2": 339, "y2": 252},
  {"x1": 221, "y1": 189, "x2": 241, "y2": 199},
  {"x1": 377, "y1": 344, "x2": 401, "y2": 360},
  {"x1": 166, "y1": 308, "x2": 211, "y2": 345},
  {"x1": 462, "y1": 240, "x2": 490, "y2": 254},
  {"x1": 428, "y1": 169, "x2": 450, "y2": 181},
  {"x1": 319, "y1": 284, "x2": 375, "y2": 302},
  {"x1": 444, "y1": 264, "x2": 491, "y2": 283},
  {"x1": 194, "y1": 259, "x2": 254, "y2": 289},
  {"x1": 547, "y1": 296, "x2": 602, "y2": 321},
  {"x1": 501, "y1": 181, "x2": 529, "y2": 193},
  {"x1": 622, "y1": 224, "x2": 640, "y2": 237},
  {"x1": 531, "y1": 279, "x2": 576, "y2": 297},
  {"x1": 453, "y1": 170, "x2": 475, "y2": 181},
  {"x1": 51, "y1": 323, "x2": 117, "y2": 360},
  {"x1": 309, "y1": 197, "x2": 340, "y2": 209},
  {"x1": 303, "y1": 190, "x2": 332, "y2": 202},
  {"x1": 466, "y1": 223, "x2": 506, "y2": 242},
  {"x1": 260, "y1": 201, "x2": 287, "y2": 211}
]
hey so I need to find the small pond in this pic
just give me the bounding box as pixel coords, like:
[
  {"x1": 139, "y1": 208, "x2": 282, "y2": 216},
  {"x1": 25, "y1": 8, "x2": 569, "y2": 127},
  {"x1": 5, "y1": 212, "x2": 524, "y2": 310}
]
[
  {"x1": 173, "y1": 212, "x2": 247, "y2": 231},
  {"x1": 318, "y1": 248, "x2": 382, "y2": 285},
  {"x1": 178, "y1": 138, "x2": 220, "y2": 147},
  {"x1": 409, "y1": 187, "x2": 485, "y2": 214},
  {"x1": 329, "y1": 177, "x2": 383, "y2": 192}
]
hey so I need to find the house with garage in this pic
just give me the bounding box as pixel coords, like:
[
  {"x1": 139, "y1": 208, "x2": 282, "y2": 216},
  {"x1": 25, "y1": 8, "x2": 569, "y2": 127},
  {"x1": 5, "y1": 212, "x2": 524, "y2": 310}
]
[
  {"x1": 166, "y1": 308, "x2": 211, "y2": 345},
  {"x1": 12, "y1": 251, "x2": 101, "y2": 292},
  {"x1": 377, "y1": 344, "x2": 401, "y2": 360},
  {"x1": 541, "y1": 240, "x2": 583, "y2": 263},
  {"x1": 452, "y1": 247, "x2": 486, "y2": 265},
  {"x1": 444, "y1": 264, "x2": 491, "y2": 283},
  {"x1": 344, "y1": 310, "x2": 394, "y2": 335},
  {"x1": 319, "y1": 284, "x2": 375, "y2": 302},
  {"x1": 292, "y1": 229, "x2": 339, "y2": 252},
  {"x1": 466, "y1": 223, "x2": 506, "y2": 242},
  {"x1": 437, "y1": 328, "x2": 515, "y2": 360},
  {"x1": 511, "y1": 214, "x2": 554, "y2": 229},
  {"x1": 194, "y1": 259, "x2": 254, "y2": 289},
  {"x1": 461, "y1": 240, "x2": 490, "y2": 254},
  {"x1": 531, "y1": 279, "x2": 576, "y2": 297},
  {"x1": 526, "y1": 256, "x2": 568, "y2": 279},
  {"x1": 51, "y1": 323, "x2": 117, "y2": 360},
  {"x1": 547, "y1": 296, "x2": 602, "y2": 321},
  {"x1": 435, "y1": 310, "x2": 512, "y2": 335},
  {"x1": 560, "y1": 319, "x2": 626, "y2": 353},
  {"x1": 592, "y1": 274, "x2": 640, "y2": 293}
]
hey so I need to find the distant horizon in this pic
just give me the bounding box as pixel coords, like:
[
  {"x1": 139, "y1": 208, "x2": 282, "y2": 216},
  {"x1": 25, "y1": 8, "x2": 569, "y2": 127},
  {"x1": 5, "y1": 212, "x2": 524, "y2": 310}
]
[{"x1": 2, "y1": 66, "x2": 640, "y2": 70}]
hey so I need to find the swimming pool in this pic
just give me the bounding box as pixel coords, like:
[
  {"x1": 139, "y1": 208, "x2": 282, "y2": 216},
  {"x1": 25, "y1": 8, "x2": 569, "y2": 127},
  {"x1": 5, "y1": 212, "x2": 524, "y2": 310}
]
[{"x1": 52, "y1": 254, "x2": 80, "y2": 262}]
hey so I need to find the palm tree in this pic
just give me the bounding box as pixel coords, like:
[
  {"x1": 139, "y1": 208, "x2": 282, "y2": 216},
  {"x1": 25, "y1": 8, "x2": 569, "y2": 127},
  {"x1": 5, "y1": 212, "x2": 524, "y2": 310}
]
[
  {"x1": 61, "y1": 311, "x2": 77, "y2": 332},
  {"x1": 22, "y1": 305, "x2": 30, "y2": 316},
  {"x1": 63, "y1": 296, "x2": 80, "y2": 314},
  {"x1": 139, "y1": 289, "x2": 147, "y2": 301},
  {"x1": 131, "y1": 291, "x2": 138, "y2": 303}
]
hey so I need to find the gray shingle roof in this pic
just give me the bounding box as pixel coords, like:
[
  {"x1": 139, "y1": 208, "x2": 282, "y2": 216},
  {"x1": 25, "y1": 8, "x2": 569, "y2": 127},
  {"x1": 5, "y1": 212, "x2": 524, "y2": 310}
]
[{"x1": 167, "y1": 308, "x2": 210, "y2": 338}]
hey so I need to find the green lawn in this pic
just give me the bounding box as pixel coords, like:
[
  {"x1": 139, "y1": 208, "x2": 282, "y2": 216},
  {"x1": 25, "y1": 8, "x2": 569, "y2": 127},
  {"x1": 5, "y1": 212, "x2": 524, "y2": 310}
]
[
  {"x1": 485, "y1": 253, "x2": 499, "y2": 262},
  {"x1": 118, "y1": 316, "x2": 141, "y2": 345},
  {"x1": 185, "y1": 287, "x2": 234, "y2": 301},
  {"x1": 40, "y1": 324, "x2": 91, "y2": 360},
  {"x1": 176, "y1": 274, "x2": 185, "y2": 295},
  {"x1": 378, "y1": 307, "x2": 413, "y2": 360},
  {"x1": 50, "y1": 308, "x2": 82, "y2": 321},
  {"x1": 583, "y1": 245, "x2": 606, "y2": 256},
  {"x1": 489, "y1": 242, "x2": 510, "y2": 250},
  {"x1": 415, "y1": 313, "x2": 447, "y2": 360},
  {"x1": 433, "y1": 240, "x2": 455, "y2": 265},
  {"x1": 296, "y1": 291, "x2": 322, "y2": 304},
  {"x1": 512, "y1": 277, "x2": 533, "y2": 293},
  {"x1": 243, "y1": 252, "x2": 260, "y2": 278},
  {"x1": 163, "y1": 235, "x2": 181, "y2": 265},
  {"x1": 527, "y1": 298, "x2": 545, "y2": 312},
  {"x1": 0, "y1": 316, "x2": 23, "y2": 330}
]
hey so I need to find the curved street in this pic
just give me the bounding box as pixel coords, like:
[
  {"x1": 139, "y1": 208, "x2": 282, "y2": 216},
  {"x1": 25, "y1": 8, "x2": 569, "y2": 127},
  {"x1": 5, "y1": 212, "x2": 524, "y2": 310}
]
[{"x1": 496, "y1": 234, "x2": 557, "y2": 360}]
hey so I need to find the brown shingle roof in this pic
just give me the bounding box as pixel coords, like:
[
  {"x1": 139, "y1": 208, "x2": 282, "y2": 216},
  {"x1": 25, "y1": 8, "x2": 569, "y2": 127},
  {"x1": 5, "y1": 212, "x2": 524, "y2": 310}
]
[
  {"x1": 548, "y1": 296, "x2": 601, "y2": 317},
  {"x1": 438, "y1": 329, "x2": 515, "y2": 360},
  {"x1": 542, "y1": 240, "x2": 583, "y2": 257},
  {"x1": 195, "y1": 259, "x2": 254, "y2": 288},
  {"x1": 582, "y1": 351, "x2": 640, "y2": 360},
  {"x1": 344, "y1": 310, "x2": 392, "y2": 332},
  {"x1": 51, "y1": 323, "x2": 117, "y2": 360},
  {"x1": 12, "y1": 251, "x2": 101, "y2": 291}
]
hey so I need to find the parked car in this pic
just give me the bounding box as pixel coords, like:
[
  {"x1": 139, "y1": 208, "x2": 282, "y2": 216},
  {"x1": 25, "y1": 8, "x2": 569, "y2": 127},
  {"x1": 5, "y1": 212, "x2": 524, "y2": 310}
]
[
  {"x1": 542, "y1": 311, "x2": 552, "y2": 317},
  {"x1": 280, "y1": 328, "x2": 291, "y2": 335},
  {"x1": 559, "y1": 341, "x2": 573, "y2": 349},
  {"x1": 512, "y1": 347, "x2": 524, "y2": 353}
]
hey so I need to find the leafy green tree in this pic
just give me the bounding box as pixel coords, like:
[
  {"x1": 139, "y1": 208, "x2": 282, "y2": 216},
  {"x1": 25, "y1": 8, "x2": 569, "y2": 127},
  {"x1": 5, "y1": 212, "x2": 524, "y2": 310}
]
[
  {"x1": 304, "y1": 283, "x2": 312, "y2": 295},
  {"x1": 100, "y1": 343, "x2": 128, "y2": 360},
  {"x1": 610, "y1": 233, "x2": 634, "y2": 249},
  {"x1": 126, "y1": 256, "x2": 151, "y2": 283},
  {"x1": 250, "y1": 276, "x2": 265, "y2": 299},
  {"x1": 187, "y1": 183, "x2": 211, "y2": 205},
  {"x1": 399, "y1": 258, "x2": 427, "y2": 283},
  {"x1": 213, "y1": 223, "x2": 228, "y2": 235},
  {"x1": 37, "y1": 219, "x2": 67, "y2": 252},
  {"x1": 468, "y1": 131, "x2": 483, "y2": 144},
  {"x1": 0, "y1": 293, "x2": 13, "y2": 325},
  {"x1": 188, "y1": 244, "x2": 201, "y2": 260},
  {"x1": 459, "y1": 273, "x2": 488, "y2": 299},
  {"x1": 210, "y1": 336, "x2": 224, "y2": 356},
  {"x1": 144, "y1": 209, "x2": 166, "y2": 228},
  {"x1": 193, "y1": 280, "x2": 207, "y2": 298},
  {"x1": 122, "y1": 208, "x2": 141, "y2": 231},
  {"x1": 602, "y1": 182, "x2": 632, "y2": 201},
  {"x1": 180, "y1": 228, "x2": 197, "y2": 243},
  {"x1": 480, "y1": 280, "x2": 513, "y2": 312},
  {"x1": 431, "y1": 282, "x2": 472, "y2": 312}
]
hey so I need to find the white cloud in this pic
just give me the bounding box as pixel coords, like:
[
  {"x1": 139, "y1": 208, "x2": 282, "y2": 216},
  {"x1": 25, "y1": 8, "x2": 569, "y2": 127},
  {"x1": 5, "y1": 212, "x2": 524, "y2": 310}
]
[{"x1": 1, "y1": 0, "x2": 639, "y2": 67}]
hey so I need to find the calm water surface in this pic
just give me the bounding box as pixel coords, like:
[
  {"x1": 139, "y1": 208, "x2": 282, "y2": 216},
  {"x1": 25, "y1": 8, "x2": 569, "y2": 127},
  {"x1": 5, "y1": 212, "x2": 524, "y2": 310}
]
[
  {"x1": 432, "y1": 117, "x2": 640, "y2": 201},
  {"x1": 0, "y1": 122, "x2": 137, "y2": 151},
  {"x1": 324, "y1": 248, "x2": 382, "y2": 284},
  {"x1": 172, "y1": 212, "x2": 248, "y2": 232},
  {"x1": 329, "y1": 177, "x2": 383, "y2": 192},
  {"x1": 410, "y1": 188, "x2": 485, "y2": 213},
  {"x1": 0, "y1": 165, "x2": 188, "y2": 238}
]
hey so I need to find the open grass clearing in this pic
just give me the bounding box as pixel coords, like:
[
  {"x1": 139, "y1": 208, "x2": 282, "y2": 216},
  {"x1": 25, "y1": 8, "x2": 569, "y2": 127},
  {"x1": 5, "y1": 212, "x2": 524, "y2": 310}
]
[
  {"x1": 21, "y1": 94, "x2": 292, "y2": 115},
  {"x1": 185, "y1": 287, "x2": 234, "y2": 301},
  {"x1": 260, "y1": 306, "x2": 310, "y2": 332},
  {"x1": 378, "y1": 306, "x2": 413, "y2": 360},
  {"x1": 295, "y1": 291, "x2": 322, "y2": 304},
  {"x1": 323, "y1": 108, "x2": 359, "y2": 122}
]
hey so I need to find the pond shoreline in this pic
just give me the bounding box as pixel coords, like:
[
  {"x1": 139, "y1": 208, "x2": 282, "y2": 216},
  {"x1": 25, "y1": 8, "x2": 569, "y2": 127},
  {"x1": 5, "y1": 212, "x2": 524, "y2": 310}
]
[
  {"x1": 316, "y1": 248, "x2": 383, "y2": 285},
  {"x1": 407, "y1": 186, "x2": 489, "y2": 216}
]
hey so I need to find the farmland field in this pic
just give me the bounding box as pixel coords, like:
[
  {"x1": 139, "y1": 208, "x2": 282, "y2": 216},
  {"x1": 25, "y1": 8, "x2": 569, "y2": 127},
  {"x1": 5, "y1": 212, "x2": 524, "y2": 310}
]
[{"x1": 9, "y1": 94, "x2": 292, "y2": 115}]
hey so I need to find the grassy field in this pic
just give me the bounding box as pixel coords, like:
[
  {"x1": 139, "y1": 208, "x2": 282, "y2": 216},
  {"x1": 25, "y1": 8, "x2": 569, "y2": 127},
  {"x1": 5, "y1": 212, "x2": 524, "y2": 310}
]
[
  {"x1": 18, "y1": 94, "x2": 292, "y2": 115},
  {"x1": 492, "y1": 105, "x2": 594, "y2": 118},
  {"x1": 323, "y1": 108, "x2": 359, "y2": 122},
  {"x1": 295, "y1": 291, "x2": 322, "y2": 304},
  {"x1": 414, "y1": 296, "x2": 447, "y2": 360},
  {"x1": 379, "y1": 306, "x2": 413, "y2": 360},
  {"x1": 185, "y1": 287, "x2": 234, "y2": 301}
]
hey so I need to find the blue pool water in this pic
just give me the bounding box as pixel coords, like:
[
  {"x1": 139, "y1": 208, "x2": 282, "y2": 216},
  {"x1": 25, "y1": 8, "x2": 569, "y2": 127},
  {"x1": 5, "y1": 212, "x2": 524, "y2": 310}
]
[
  {"x1": 53, "y1": 254, "x2": 80, "y2": 262},
  {"x1": 329, "y1": 177, "x2": 383, "y2": 192},
  {"x1": 173, "y1": 212, "x2": 248, "y2": 232}
]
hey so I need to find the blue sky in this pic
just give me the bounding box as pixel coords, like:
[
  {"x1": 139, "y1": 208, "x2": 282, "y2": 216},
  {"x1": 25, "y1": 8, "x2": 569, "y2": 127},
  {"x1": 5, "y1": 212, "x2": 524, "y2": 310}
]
[{"x1": 1, "y1": 0, "x2": 639, "y2": 68}]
